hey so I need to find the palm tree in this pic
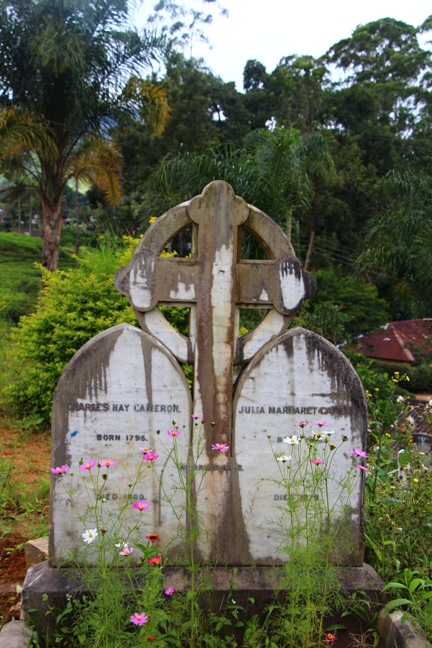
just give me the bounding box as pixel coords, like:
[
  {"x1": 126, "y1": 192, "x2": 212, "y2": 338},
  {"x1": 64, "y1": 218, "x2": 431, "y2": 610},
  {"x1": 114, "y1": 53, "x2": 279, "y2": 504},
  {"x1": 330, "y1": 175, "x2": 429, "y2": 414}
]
[
  {"x1": 139, "y1": 128, "x2": 337, "y2": 264},
  {"x1": 0, "y1": 0, "x2": 169, "y2": 270},
  {"x1": 357, "y1": 169, "x2": 432, "y2": 317}
]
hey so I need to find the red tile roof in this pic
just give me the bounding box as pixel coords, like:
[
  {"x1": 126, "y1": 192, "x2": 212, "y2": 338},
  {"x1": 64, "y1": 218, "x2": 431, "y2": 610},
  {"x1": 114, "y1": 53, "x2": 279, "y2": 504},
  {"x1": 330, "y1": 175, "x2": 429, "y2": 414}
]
[{"x1": 356, "y1": 319, "x2": 432, "y2": 363}]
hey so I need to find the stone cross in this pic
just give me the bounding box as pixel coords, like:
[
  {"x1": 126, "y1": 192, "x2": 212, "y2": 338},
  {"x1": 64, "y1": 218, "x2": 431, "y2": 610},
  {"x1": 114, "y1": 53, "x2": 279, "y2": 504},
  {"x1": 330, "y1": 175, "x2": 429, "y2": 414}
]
[
  {"x1": 115, "y1": 181, "x2": 316, "y2": 450},
  {"x1": 114, "y1": 181, "x2": 317, "y2": 561}
]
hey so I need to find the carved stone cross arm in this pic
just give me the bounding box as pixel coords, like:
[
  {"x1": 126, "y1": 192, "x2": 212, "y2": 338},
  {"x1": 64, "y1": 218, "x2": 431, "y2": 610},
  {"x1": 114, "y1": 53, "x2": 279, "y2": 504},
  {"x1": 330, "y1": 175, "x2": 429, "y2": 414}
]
[{"x1": 115, "y1": 181, "x2": 316, "y2": 317}]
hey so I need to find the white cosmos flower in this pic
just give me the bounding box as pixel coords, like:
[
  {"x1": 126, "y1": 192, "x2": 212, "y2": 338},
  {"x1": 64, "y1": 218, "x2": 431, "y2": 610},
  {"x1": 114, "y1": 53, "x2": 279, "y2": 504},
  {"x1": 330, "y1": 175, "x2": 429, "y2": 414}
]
[
  {"x1": 283, "y1": 435, "x2": 300, "y2": 445},
  {"x1": 82, "y1": 529, "x2": 98, "y2": 544},
  {"x1": 277, "y1": 455, "x2": 292, "y2": 463},
  {"x1": 312, "y1": 430, "x2": 334, "y2": 440}
]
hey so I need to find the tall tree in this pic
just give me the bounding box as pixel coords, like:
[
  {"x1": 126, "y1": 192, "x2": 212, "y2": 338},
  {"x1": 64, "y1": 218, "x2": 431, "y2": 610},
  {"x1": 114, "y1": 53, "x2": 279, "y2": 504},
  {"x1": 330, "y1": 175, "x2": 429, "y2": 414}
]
[
  {"x1": 0, "y1": 0, "x2": 169, "y2": 270},
  {"x1": 357, "y1": 169, "x2": 432, "y2": 318},
  {"x1": 323, "y1": 17, "x2": 432, "y2": 173}
]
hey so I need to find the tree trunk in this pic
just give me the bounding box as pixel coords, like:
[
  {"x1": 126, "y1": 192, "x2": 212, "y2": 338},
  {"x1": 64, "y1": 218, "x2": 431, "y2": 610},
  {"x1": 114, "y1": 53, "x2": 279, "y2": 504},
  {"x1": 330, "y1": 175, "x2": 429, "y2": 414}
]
[
  {"x1": 304, "y1": 230, "x2": 315, "y2": 271},
  {"x1": 29, "y1": 196, "x2": 32, "y2": 236},
  {"x1": 286, "y1": 207, "x2": 292, "y2": 243},
  {"x1": 75, "y1": 180, "x2": 80, "y2": 255},
  {"x1": 41, "y1": 196, "x2": 63, "y2": 271}
]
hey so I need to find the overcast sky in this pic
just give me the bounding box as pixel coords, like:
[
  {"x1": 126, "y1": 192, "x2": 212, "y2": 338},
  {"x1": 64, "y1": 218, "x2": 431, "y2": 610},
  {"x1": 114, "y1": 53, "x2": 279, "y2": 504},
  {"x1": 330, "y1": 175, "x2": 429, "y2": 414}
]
[{"x1": 135, "y1": 0, "x2": 432, "y2": 91}]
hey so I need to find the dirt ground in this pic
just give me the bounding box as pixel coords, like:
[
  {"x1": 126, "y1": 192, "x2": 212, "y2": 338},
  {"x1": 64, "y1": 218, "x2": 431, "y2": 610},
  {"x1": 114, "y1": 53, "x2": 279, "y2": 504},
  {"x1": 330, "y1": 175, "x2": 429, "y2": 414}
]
[{"x1": 0, "y1": 424, "x2": 51, "y2": 626}]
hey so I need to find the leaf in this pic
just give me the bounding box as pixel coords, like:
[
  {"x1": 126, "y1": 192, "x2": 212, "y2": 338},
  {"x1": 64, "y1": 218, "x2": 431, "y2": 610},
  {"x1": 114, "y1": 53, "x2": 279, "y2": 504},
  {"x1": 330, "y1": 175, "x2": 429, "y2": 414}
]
[
  {"x1": 383, "y1": 598, "x2": 413, "y2": 613},
  {"x1": 382, "y1": 582, "x2": 408, "y2": 591},
  {"x1": 408, "y1": 578, "x2": 425, "y2": 594}
]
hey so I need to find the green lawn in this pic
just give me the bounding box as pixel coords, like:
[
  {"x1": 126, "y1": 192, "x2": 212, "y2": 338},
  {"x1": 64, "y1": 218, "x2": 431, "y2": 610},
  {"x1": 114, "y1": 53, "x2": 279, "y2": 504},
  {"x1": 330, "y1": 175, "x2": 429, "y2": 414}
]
[{"x1": 0, "y1": 231, "x2": 76, "y2": 322}]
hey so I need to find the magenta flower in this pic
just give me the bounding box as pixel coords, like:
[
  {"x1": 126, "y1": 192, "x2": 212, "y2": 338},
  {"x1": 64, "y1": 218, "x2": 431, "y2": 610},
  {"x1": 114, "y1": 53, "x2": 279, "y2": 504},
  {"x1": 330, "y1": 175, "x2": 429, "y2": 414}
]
[
  {"x1": 119, "y1": 545, "x2": 134, "y2": 556},
  {"x1": 165, "y1": 587, "x2": 175, "y2": 596},
  {"x1": 146, "y1": 533, "x2": 160, "y2": 543},
  {"x1": 148, "y1": 556, "x2": 161, "y2": 565},
  {"x1": 314, "y1": 421, "x2": 327, "y2": 428},
  {"x1": 356, "y1": 464, "x2": 370, "y2": 473},
  {"x1": 99, "y1": 459, "x2": 116, "y2": 467},
  {"x1": 167, "y1": 429, "x2": 180, "y2": 437},
  {"x1": 212, "y1": 443, "x2": 229, "y2": 452},
  {"x1": 133, "y1": 500, "x2": 150, "y2": 512},
  {"x1": 144, "y1": 452, "x2": 159, "y2": 462},
  {"x1": 51, "y1": 465, "x2": 69, "y2": 474},
  {"x1": 80, "y1": 460, "x2": 96, "y2": 471},
  {"x1": 310, "y1": 458, "x2": 324, "y2": 465},
  {"x1": 325, "y1": 633, "x2": 336, "y2": 644},
  {"x1": 130, "y1": 612, "x2": 148, "y2": 626},
  {"x1": 191, "y1": 413, "x2": 201, "y2": 419},
  {"x1": 295, "y1": 420, "x2": 308, "y2": 428},
  {"x1": 350, "y1": 448, "x2": 367, "y2": 459}
]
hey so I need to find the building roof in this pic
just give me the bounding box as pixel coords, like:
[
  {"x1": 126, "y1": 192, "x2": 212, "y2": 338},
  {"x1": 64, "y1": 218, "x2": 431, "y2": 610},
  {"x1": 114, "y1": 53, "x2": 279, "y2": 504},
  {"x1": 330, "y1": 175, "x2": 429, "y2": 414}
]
[{"x1": 356, "y1": 319, "x2": 432, "y2": 363}]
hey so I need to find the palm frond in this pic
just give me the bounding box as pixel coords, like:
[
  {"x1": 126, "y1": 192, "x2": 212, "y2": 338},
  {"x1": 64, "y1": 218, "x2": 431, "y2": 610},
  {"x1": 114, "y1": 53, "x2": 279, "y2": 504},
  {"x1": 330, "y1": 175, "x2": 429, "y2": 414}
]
[
  {"x1": 68, "y1": 136, "x2": 123, "y2": 205},
  {"x1": 0, "y1": 107, "x2": 57, "y2": 165}
]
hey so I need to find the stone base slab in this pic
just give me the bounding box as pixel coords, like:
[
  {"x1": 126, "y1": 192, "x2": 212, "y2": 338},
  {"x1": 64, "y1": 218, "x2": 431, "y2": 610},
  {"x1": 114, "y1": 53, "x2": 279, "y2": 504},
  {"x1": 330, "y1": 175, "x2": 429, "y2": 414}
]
[
  {"x1": 22, "y1": 561, "x2": 386, "y2": 638},
  {"x1": 377, "y1": 610, "x2": 432, "y2": 648}
]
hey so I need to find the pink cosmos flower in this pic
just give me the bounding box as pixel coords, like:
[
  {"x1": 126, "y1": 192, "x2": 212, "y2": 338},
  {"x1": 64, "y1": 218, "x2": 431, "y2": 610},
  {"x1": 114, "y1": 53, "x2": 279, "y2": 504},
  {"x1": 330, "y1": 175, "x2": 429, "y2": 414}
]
[
  {"x1": 139, "y1": 447, "x2": 152, "y2": 454},
  {"x1": 144, "y1": 452, "x2": 159, "y2": 462},
  {"x1": 99, "y1": 459, "x2": 116, "y2": 467},
  {"x1": 119, "y1": 545, "x2": 134, "y2": 556},
  {"x1": 165, "y1": 587, "x2": 175, "y2": 595},
  {"x1": 212, "y1": 443, "x2": 229, "y2": 452},
  {"x1": 295, "y1": 420, "x2": 308, "y2": 428},
  {"x1": 310, "y1": 459, "x2": 324, "y2": 465},
  {"x1": 350, "y1": 448, "x2": 367, "y2": 459},
  {"x1": 167, "y1": 429, "x2": 180, "y2": 437},
  {"x1": 356, "y1": 464, "x2": 370, "y2": 473},
  {"x1": 51, "y1": 465, "x2": 69, "y2": 474},
  {"x1": 191, "y1": 413, "x2": 201, "y2": 419},
  {"x1": 80, "y1": 460, "x2": 96, "y2": 471},
  {"x1": 133, "y1": 500, "x2": 150, "y2": 512},
  {"x1": 130, "y1": 612, "x2": 148, "y2": 625},
  {"x1": 148, "y1": 556, "x2": 161, "y2": 565},
  {"x1": 314, "y1": 421, "x2": 327, "y2": 428}
]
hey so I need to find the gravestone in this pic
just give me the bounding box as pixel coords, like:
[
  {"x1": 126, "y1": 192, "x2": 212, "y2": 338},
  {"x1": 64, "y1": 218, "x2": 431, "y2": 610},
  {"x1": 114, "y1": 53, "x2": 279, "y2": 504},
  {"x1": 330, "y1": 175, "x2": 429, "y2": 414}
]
[
  {"x1": 48, "y1": 180, "x2": 366, "y2": 566},
  {"x1": 24, "y1": 181, "x2": 382, "y2": 633},
  {"x1": 50, "y1": 324, "x2": 191, "y2": 563}
]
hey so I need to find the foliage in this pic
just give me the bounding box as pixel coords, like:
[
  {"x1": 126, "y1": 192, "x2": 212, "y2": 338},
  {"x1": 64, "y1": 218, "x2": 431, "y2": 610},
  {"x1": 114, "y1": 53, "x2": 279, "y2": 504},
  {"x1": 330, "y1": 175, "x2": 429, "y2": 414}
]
[
  {"x1": 364, "y1": 392, "x2": 432, "y2": 637},
  {"x1": 357, "y1": 169, "x2": 432, "y2": 318},
  {"x1": 293, "y1": 270, "x2": 390, "y2": 344},
  {"x1": 0, "y1": 231, "x2": 76, "y2": 323},
  {"x1": 0, "y1": 0, "x2": 168, "y2": 270},
  {"x1": 1, "y1": 239, "x2": 140, "y2": 424},
  {"x1": 301, "y1": 303, "x2": 350, "y2": 346}
]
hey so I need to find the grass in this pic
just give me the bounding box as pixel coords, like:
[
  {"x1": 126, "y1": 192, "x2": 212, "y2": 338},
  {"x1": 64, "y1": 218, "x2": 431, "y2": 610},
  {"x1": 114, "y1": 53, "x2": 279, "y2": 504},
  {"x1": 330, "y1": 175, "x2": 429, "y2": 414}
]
[{"x1": 0, "y1": 229, "x2": 96, "y2": 323}]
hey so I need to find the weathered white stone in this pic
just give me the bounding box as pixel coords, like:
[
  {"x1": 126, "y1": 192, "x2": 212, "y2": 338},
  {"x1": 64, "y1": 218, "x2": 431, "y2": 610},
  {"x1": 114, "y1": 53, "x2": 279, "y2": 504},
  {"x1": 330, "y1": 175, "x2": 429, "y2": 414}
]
[
  {"x1": 233, "y1": 327, "x2": 367, "y2": 566},
  {"x1": 50, "y1": 324, "x2": 191, "y2": 564},
  {"x1": 139, "y1": 307, "x2": 190, "y2": 362}
]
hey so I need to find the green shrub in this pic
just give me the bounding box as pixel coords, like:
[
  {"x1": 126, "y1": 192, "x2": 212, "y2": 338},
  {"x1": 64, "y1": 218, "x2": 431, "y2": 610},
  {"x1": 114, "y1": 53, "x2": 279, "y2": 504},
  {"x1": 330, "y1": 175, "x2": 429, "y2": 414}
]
[
  {"x1": 407, "y1": 364, "x2": 432, "y2": 391},
  {"x1": 1, "y1": 241, "x2": 140, "y2": 424},
  {"x1": 302, "y1": 269, "x2": 391, "y2": 340},
  {"x1": 302, "y1": 302, "x2": 350, "y2": 345}
]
